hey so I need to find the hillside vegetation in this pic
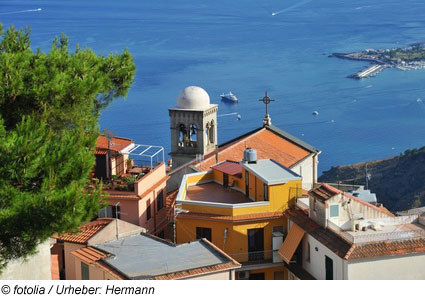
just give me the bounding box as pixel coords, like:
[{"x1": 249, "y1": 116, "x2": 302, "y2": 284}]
[{"x1": 319, "y1": 146, "x2": 425, "y2": 212}]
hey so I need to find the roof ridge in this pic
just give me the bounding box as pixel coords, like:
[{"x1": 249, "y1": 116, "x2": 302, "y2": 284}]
[{"x1": 265, "y1": 124, "x2": 319, "y2": 153}]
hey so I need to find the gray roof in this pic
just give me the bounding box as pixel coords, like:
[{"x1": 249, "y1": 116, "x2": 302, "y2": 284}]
[
  {"x1": 347, "y1": 190, "x2": 377, "y2": 204},
  {"x1": 397, "y1": 206, "x2": 425, "y2": 216},
  {"x1": 94, "y1": 233, "x2": 236, "y2": 279},
  {"x1": 242, "y1": 159, "x2": 301, "y2": 185}
]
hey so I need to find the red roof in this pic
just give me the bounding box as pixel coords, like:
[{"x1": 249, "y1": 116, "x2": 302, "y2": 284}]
[
  {"x1": 57, "y1": 218, "x2": 114, "y2": 244},
  {"x1": 286, "y1": 208, "x2": 425, "y2": 260},
  {"x1": 285, "y1": 208, "x2": 353, "y2": 259},
  {"x1": 211, "y1": 161, "x2": 243, "y2": 177},
  {"x1": 195, "y1": 127, "x2": 313, "y2": 171},
  {"x1": 96, "y1": 135, "x2": 133, "y2": 152},
  {"x1": 346, "y1": 238, "x2": 425, "y2": 260},
  {"x1": 72, "y1": 246, "x2": 110, "y2": 264}
]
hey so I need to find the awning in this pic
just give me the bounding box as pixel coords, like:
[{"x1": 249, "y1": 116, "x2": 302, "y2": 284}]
[{"x1": 278, "y1": 223, "x2": 305, "y2": 264}]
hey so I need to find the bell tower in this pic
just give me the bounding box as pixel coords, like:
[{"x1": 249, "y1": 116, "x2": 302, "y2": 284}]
[{"x1": 169, "y1": 86, "x2": 218, "y2": 168}]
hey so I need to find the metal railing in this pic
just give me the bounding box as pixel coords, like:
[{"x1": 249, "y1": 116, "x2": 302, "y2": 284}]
[{"x1": 229, "y1": 250, "x2": 275, "y2": 264}]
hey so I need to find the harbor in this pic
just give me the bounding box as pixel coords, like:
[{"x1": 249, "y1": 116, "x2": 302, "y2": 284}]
[{"x1": 348, "y1": 64, "x2": 387, "y2": 79}]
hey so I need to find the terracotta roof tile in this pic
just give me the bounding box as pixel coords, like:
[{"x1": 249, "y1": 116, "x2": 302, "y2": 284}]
[
  {"x1": 285, "y1": 208, "x2": 353, "y2": 259},
  {"x1": 105, "y1": 191, "x2": 141, "y2": 201},
  {"x1": 71, "y1": 246, "x2": 110, "y2": 263},
  {"x1": 195, "y1": 127, "x2": 312, "y2": 171},
  {"x1": 57, "y1": 218, "x2": 114, "y2": 244},
  {"x1": 308, "y1": 183, "x2": 339, "y2": 202},
  {"x1": 347, "y1": 239, "x2": 425, "y2": 260},
  {"x1": 178, "y1": 211, "x2": 285, "y2": 222},
  {"x1": 147, "y1": 262, "x2": 239, "y2": 280},
  {"x1": 286, "y1": 208, "x2": 422, "y2": 260},
  {"x1": 96, "y1": 135, "x2": 133, "y2": 152},
  {"x1": 94, "y1": 150, "x2": 107, "y2": 155}
]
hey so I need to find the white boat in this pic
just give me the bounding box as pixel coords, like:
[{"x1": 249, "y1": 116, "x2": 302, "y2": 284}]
[{"x1": 220, "y1": 91, "x2": 238, "y2": 102}]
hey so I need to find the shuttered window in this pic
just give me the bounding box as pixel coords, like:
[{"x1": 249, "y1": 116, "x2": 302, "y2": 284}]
[{"x1": 330, "y1": 205, "x2": 339, "y2": 217}]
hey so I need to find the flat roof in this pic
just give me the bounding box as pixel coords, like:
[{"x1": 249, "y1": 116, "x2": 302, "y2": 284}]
[
  {"x1": 186, "y1": 182, "x2": 251, "y2": 204},
  {"x1": 242, "y1": 159, "x2": 301, "y2": 185},
  {"x1": 95, "y1": 234, "x2": 236, "y2": 279}
]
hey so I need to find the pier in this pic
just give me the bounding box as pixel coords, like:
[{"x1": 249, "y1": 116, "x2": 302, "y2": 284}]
[{"x1": 348, "y1": 64, "x2": 387, "y2": 79}]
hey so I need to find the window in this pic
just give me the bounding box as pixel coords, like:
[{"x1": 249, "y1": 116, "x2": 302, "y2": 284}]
[
  {"x1": 147, "y1": 200, "x2": 151, "y2": 220},
  {"x1": 249, "y1": 272, "x2": 265, "y2": 280},
  {"x1": 209, "y1": 120, "x2": 215, "y2": 143},
  {"x1": 330, "y1": 205, "x2": 339, "y2": 217},
  {"x1": 157, "y1": 190, "x2": 164, "y2": 211},
  {"x1": 112, "y1": 204, "x2": 120, "y2": 219},
  {"x1": 196, "y1": 227, "x2": 212, "y2": 242},
  {"x1": 306, "y1": 242, "x2": 311, "y2": 262},
  {"x1": 178, "y1": 124, "x2": 187, "y2": 147},
  {"x1": 263, "y1": 183, "x2": 268, "y2": 201},
  {"x1": 205, "y1": 125, "x2": 209, "y2": 145},
  {"x1": 248, "y1": 228, "x2": 264, "y2": 261},
  {"x1": 81, "y1": 262, "x2": 89, "y2": 280},
  {"x1": 189, "y1": 124, "x2": 197, "y2": 141},
  {"x1": 325, "y1": 255, "x2": 333, "y2": 280}
]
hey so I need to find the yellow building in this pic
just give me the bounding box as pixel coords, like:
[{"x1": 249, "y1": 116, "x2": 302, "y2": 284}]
[{"x1": 175, "y1": 150, "x2": 303, "y2": 280}]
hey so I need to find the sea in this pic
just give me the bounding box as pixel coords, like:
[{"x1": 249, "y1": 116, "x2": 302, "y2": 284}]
[{"x1": 1, "y1": 0, "x2": 425, "y2": 173}]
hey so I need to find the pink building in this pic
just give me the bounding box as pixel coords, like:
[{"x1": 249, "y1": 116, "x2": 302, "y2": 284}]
[{"x1": 94, "y1": 135, "x2": 170, "y2": 237}]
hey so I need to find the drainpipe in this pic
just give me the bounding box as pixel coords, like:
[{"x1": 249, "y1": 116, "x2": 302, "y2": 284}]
[{"x1": 215, "y1": 145, "x2": 219, "y2": 164}]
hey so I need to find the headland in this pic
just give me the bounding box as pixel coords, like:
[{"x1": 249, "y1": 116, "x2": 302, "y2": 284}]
[{"x1": 332, "y1": 42, "x2": 425, "y2": 79}]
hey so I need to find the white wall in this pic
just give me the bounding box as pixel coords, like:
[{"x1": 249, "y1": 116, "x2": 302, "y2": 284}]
[
  {"x1": 0, "y1": 239, "x2": 52, "y2": 280},
  {"x1": 184, "y1": 270, "x2": 235, "y2": 280},
  {"x1": 348, "y1": 253, "x2": 425, "y2": 279},
  {"x1": 290, "y1": 154, "x2": 315, "y2": 190},
  {"x1": 300, "y1": 232, "x2": 346, "y2": 280}
]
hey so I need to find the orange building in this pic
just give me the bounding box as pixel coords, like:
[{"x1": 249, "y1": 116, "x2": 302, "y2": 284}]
[{"x1": 175, "y1": 149, "x2": 303, "y2": 280}]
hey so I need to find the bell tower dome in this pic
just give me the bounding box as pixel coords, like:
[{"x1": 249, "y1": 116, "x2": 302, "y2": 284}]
[{"x1": 169, "y1": 86, "x2": 218, "y2": 168}]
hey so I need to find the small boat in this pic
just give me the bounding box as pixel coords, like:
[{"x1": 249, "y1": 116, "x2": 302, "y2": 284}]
[
  {"x1": 220, "y1": 91, "x2": 238, "y2": 102},
  {"x1": 312, "y1": 110, "x2": 319, "y2": 116}
]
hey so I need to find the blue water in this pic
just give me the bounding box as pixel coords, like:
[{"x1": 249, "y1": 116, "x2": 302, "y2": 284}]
[{"x1": 2, "y1": 0, "x2": 425, "y2": 173}]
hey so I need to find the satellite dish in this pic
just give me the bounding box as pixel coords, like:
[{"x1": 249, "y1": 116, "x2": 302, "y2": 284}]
[{"x1": 104, "y1": 129, "x2": 115, "y2": 140}]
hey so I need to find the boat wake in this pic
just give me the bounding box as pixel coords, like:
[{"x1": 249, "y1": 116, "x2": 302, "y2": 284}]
[
  {"x1": 218, "y1": 112, "x2": 238, "y2": 117},
  {"x1": 272, "y1": 0, "x2": 312, "y2": 16},
  {"x1": 0, "y1": 8, "x2": 42, "y2": 15}
]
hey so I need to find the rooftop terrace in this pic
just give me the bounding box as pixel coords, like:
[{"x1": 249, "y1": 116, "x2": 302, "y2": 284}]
[{"x1": 186, "y1": 183, "x2": 251, "y2": 205}]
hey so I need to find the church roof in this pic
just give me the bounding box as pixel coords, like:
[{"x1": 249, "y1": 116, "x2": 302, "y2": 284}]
[{"x1": 194, "y1": 125, "x2": 319, "y2": 171}]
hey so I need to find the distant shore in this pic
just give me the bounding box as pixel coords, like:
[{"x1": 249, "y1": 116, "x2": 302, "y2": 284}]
[{"x1": 331, "y1": 42, "x2": 425, "y2": 79}]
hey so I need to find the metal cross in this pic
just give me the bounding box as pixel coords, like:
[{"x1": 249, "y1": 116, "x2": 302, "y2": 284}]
[{"x1": 259, "y1": 91, "x2": 275, "y2": 116}]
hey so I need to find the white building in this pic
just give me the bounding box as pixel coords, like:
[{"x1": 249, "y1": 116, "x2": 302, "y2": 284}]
[{"x1": 279, "y1": 183, "x2": 425, "y2": 280}]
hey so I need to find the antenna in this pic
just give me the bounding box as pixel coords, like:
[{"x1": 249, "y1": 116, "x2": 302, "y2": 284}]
[{"x1": 114, "y1": 202, "x2": 120, "y2": 240}]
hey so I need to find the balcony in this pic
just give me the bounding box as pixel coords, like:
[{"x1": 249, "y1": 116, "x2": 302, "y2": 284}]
[{"x1": 229, "y1": 250, "x2": 275, "y2": 265}]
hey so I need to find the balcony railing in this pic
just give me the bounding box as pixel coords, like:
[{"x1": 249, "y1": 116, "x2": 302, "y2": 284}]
[{"x1": 229, "y1": 250, "x2": 278, "y2": 265}]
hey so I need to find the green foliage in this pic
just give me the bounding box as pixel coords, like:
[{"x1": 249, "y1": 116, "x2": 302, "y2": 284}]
[
  {"x1": 0, "y1": 23, "x2": 136, "y2": 271},
  {"x1": 0, "y1": 25, "x2": 136, "y2": 130}
]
